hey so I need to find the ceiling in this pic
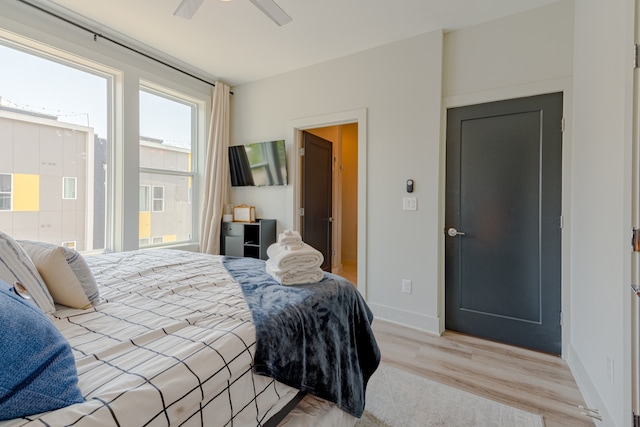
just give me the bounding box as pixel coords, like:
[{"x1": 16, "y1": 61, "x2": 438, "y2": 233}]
[{"x1": 36, "y1": 0, "x2": 562, "y2": 87}]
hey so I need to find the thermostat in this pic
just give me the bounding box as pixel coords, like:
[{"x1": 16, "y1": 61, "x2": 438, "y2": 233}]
[{"x1": 406, "y1": 179, "x2": 414, "y2": 193}]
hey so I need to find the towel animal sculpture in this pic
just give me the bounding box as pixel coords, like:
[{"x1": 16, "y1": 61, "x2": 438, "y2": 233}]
[{"x1": 266, "y1": 230, "x2": 324, "y2": 285}]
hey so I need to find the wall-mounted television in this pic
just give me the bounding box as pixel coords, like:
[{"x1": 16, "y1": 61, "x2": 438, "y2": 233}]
[{"x1": 229, "y1": 140, "x2": 288, "y2": 187}]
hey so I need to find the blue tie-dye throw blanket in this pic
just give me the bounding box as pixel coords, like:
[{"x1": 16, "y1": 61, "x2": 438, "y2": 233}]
[{"x1": 223, "y1": 256, "x2": 380, "y2": 418}]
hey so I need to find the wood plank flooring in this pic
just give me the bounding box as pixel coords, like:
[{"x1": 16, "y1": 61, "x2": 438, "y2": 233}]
[{"x1": 372, "y1": 319, "x2": 596, "y2": 427}]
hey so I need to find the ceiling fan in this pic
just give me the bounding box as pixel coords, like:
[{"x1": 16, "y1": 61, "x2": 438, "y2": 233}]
[{"x1": 174, "y1": 0, "x2": 292, "y2": 26}]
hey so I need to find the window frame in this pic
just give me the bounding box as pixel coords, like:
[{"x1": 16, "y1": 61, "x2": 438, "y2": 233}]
[
  {"x1": 0, "y1": 33, "x2": 116, "y2": 252},
  {"x1": 151, "y1": 185, "x2": 165, "y2": 212},
  {"x1": 139, "y1": 83, "x2": 201, "y2": 248},
  {"x1": 0, "y1": 173, "x2": 13, "y2": 211},
  {"x1": 62, "y1": 177, "x2": 77, "y2": 200},
  {"x1": 139, "y1": 185, "x2": 150, "y2": 212}
]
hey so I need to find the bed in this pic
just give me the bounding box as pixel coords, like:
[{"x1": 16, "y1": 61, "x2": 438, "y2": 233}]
[{"x1": 0, "y1": 238, "x2": 380, "y2": 427}]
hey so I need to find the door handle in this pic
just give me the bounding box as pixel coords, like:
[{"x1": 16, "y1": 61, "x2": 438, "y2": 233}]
[{"x1": 447, "y1": 227, "x2": 466, "y2": 237}]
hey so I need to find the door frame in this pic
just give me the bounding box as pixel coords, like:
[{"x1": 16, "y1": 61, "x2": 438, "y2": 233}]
[
  {"x1": 441, "y1": 80, "x2": 572, "y2": 358},
  {"x1": 288, "y1": 108, "x2": 368, "y2": 298}
]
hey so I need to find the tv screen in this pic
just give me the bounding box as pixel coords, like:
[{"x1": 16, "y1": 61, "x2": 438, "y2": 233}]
[{"x1": 229, "y1": 140, "x2": 288, "y2": 187}]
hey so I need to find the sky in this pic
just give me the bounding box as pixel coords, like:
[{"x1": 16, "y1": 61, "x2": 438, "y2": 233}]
[{"x1": 0, "y1": 43, "x2": 192, "y2": 149}]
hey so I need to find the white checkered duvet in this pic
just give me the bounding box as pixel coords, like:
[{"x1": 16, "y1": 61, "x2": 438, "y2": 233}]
[{"x1": 1, "y1": 249, "x2": 300, "y2": 427}]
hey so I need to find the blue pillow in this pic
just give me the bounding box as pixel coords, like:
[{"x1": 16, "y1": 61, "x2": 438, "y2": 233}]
[{"x1": 0, "y1": 280, "x2": 84, "y2": 420}]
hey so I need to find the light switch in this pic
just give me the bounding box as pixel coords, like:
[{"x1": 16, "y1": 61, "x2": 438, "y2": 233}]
[{"x1": 403, "y1": 197, "x2": 417, "y2": 211}]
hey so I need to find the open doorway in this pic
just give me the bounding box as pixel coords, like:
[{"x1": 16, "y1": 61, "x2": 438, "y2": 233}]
[
  {"x1": 303, "y1": 123, "x2": 358, "y2": 285},
  {"x1": 289, "y1": 108, "x2": 367, "y2": 296}
]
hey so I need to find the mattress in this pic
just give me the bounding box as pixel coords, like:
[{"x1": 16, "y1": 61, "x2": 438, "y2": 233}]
[{"x1": 0, "y1": 249, "x2": 300, "y2": 426}]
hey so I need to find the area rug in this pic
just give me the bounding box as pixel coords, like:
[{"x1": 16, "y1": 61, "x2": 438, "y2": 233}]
[{"x1": 356, "y1": 363, "x2": 545, "y2": 427}]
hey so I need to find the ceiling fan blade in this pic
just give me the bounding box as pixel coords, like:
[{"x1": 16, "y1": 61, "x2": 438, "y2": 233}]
[
  {"x1": 174, "y1": 0, "x2": 205, "y2": 19},
  {"x1": 249, "y1": 0, "x2": 292, "y2": 26}
]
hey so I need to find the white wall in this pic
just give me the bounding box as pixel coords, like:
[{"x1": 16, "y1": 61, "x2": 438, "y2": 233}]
[
  {"x1": 231, "y1": 2, "x2": 577, "y2": 335},
  {"x1": 231, "y1": 31, "x2": 445, "y2": 331},
  {"x1": 570, "y1": 0, "x2": 635, "y2": 425},
  {"x1": 442, "y1": 1, "x2": 574, "y2": 100}
]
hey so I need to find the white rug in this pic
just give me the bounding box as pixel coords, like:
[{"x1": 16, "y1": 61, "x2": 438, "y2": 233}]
[{"x1": 356, "y1": 363, "x2": 545, "y2": 427}]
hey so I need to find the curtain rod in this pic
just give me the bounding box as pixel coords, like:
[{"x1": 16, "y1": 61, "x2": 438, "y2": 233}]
[{"x1": 17, "y1": 0, "x2": 225, "y2": 90}]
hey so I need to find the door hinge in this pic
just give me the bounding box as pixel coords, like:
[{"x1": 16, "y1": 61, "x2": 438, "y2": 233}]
[
  {"x1": 559, "y1": 215, "x2": 563, "y2": 229},
  {"x1": 635, "y1": 44, "x2": 640, "y2": 69},
  {"x1": 299, "y1": 147, "x2": 305, "y2": 156},
  {"x1": 559, "y1": 312, "x2": 563, "y2": 326},
  {"x1": 297, "y1": 208, "x2": 304, "y2": 216},
  {"x1": 633, "y1": 228, "x2": 640, "y2": 251},
  {"x1": 561, "y1": 117, "x2": 565, "y2": 132}
]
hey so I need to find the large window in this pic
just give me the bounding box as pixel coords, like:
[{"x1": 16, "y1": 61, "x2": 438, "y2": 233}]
[
  {"x1": 0, "y1": 26, "x2": 206, "y2": 252},
  {"x1": 138, "y1": 87, "x2": 196, "y2": 247},
  {"x1": 0, "y1": 41, "x2": 110, "y2": 251}
]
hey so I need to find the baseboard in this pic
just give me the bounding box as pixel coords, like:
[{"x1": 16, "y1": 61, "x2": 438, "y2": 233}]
[
  {"x1": 567, "y1": 342, "x2": 614, "y2": 426},
  {"x1": 367, "y1": 302, "x2": 440, "y2": 335}
]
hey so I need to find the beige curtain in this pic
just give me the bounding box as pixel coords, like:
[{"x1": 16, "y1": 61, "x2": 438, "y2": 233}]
[{"x1": 200, "y1": 81, "x2": 231, "y2": 254}]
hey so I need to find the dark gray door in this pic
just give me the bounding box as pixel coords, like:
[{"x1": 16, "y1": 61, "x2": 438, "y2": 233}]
[
  {"x1": 301, "y1": 131, "x2": 332, "y2": 271},
  {"x1": 445, "y1": 93, "x2": 563, "y2": 355}
]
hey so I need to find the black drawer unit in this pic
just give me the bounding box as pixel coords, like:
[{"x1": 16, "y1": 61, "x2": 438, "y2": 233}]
[{"x1": 220, "y1": 219, "x2": 276, "y2": 260}]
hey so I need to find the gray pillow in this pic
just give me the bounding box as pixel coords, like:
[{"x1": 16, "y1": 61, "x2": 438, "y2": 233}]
[
  {"x1": 19, "y1": 240, "x2": 99, "y2": 308},
  {"x1": 0, "y1": 231, "x2": 55, "y2": 313}
]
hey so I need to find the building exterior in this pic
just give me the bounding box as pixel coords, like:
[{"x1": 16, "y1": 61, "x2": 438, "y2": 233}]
[
  {"x1": 0, "y1": 106, "x2": 95, "y2": 250},
  {"x1": 0, "y1": 106, "x2": 192, "y2": 251},
  {"x1": 138, "y1": 136, "x2": 192, "y2": 247}
]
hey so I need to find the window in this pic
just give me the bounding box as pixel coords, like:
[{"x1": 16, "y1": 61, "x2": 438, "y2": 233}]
[
  {"x1": 139, "y1": 86, "x2": 196, "y2": 248},
  {"x1": 0, "y1": 174, "x2": 12, "y2": 211},
  {"x1": 139, "y1": 185, "x2": 150, "y2": 211},
  {"x1": 1, "y1": 29, "x2": 206, "y2": 253},
  {"x1": 152, "y1": 186, "x2": 165, "y2": 212},
  {"x1": 0, "y1": 41, "x2": 111, "y2": 251},
  {"x1": 62, "y1": 177, "x2": 77, "y2": 199}
]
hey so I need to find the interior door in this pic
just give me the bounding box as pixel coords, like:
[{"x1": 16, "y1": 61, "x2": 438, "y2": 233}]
[
  {"x1": 445, "y1": 92, "x2": 563, "y2": 355},
  {"x1": 301, "y1": 131, "x2": 332, "y2": 271}
]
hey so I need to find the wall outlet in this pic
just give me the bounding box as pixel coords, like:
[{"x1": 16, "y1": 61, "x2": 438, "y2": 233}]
[
  {"x1": 402, "y1": 279, "x2": 412, "y2": 294},
  {"x1": 606, "y1": 355, "x2": 614, "y2": 385}
]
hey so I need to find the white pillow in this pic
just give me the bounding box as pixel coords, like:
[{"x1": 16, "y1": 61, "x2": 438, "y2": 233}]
[
  {"x1": 19, "y1": 240, "x2": 99, "y2": 309},
  {"x1": 0, "y1": 231, "x2": 55, "y2": 313}
]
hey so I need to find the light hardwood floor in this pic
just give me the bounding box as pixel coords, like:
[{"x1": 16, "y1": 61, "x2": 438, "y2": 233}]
[
  {"x1": 372, "y1": 319, "x2": 596, "y2": 426},
  {"x1": 340, "y1": 259, "x2": 358, "y2": 285}
]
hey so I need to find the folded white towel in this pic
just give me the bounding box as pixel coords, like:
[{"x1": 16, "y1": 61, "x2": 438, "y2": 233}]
[
  {"x1": 266, "y1": 242, "x2": 323, "y2": 272},
  {"x1": 278, "y1": 229, "x2": 303, "y2": 246},
  {"x1": 266, "y1": 262, "x2": 324, "y2": 285}
]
